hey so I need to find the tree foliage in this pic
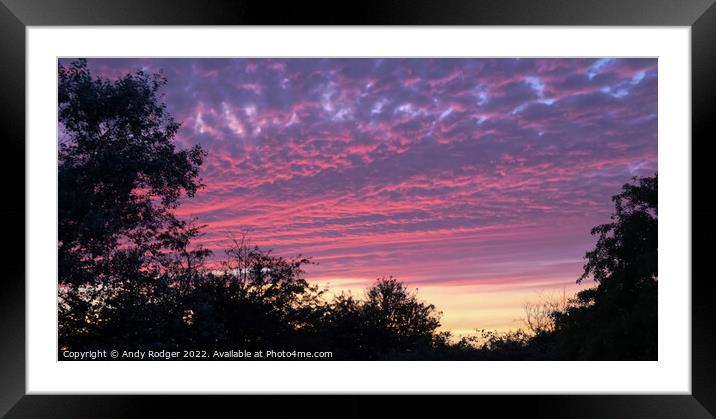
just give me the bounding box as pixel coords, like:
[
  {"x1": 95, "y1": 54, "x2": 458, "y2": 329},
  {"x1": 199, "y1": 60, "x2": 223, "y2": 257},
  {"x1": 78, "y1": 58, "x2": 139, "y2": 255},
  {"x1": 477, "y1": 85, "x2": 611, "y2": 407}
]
[
  {"x1": 550, "y1": 175, "x2": 658, "y2": 359},
  {"x1": 58, "y1": 59, "x2": 207, "y2": 287},
  {"x1": 321, "y1": 277, "x2": 443, "y2": 359}
]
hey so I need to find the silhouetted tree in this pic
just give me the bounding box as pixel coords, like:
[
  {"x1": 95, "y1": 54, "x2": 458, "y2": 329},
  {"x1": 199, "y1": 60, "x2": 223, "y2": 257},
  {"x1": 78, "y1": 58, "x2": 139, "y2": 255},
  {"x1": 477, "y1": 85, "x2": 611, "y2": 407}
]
[
  {"x1": 322, "y1": 277, "x2": 443, "y2": 359},
  {"x1": 58, "y1": 59, "x2": 208, "y2": 350},
  {"x1": 58, "y1": 59, "x2": 207, "y2": 287},
  {"x1": 522, "y1": 289, "x2": 569, "y2": 335},
  {"x1": 551, "y1": 174, "x2": 658, "y2": 359},
  {"x1": 175, "y1": 238, "x2": 325, "y2": 350},
  {"x1": 448, "y1": 175, "x2": 659, "y2": 361}
]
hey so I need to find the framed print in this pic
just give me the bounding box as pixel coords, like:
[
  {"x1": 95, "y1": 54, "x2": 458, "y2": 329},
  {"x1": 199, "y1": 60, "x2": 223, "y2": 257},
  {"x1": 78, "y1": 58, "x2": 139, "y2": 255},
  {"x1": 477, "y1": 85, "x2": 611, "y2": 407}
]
[{"x1": 1, "y1": 0, "x2": 715, "y2": 417}]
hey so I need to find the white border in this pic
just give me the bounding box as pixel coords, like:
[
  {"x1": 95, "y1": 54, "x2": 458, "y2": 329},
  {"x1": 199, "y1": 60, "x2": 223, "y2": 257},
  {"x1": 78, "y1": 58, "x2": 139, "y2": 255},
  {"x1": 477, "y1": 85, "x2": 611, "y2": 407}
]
[{"x1": 27, "y1": 27, "x2": 691, "y2": 394}]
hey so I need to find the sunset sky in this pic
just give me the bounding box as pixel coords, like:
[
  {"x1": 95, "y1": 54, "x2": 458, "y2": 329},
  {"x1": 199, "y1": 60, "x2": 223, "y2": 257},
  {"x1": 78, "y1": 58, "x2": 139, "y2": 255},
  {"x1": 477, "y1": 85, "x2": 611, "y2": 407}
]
[{"x1": 64, "y1": 58, "x2": 657, "y2": 334}]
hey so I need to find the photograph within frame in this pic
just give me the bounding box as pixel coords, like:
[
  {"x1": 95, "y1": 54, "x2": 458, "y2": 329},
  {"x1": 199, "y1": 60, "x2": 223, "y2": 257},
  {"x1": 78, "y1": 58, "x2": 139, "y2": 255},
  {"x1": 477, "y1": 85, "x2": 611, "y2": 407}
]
[{"x1": 57, "y1": 56, "x2": 657, "y2": 362}]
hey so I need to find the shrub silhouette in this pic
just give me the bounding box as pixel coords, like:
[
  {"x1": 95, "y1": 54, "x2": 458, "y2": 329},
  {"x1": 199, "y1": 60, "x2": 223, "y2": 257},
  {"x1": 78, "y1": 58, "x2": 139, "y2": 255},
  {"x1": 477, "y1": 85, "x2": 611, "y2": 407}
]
[{"x1": 321, "y1": 277, "x2": 443, "y2": 360}]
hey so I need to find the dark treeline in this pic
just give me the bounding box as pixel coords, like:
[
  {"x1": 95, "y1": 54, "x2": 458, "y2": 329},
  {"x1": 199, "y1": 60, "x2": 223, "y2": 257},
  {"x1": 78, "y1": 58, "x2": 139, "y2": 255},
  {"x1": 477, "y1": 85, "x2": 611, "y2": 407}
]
[{"x1": 58, "y1": 60, "x2": 657, "y2": 360}]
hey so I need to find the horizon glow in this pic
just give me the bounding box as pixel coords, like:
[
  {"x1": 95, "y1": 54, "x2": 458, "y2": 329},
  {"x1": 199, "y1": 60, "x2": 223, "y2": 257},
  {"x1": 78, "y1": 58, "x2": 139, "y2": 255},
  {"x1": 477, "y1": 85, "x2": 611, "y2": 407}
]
[{"x1": 61, "y1": 58, "x2": 658, "y2": 334}]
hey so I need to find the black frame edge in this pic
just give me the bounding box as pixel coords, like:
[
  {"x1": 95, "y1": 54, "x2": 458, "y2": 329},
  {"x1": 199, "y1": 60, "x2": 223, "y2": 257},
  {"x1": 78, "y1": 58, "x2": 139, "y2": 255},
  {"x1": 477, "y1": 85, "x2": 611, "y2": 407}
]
[
  {"x1": 0, "y1": 1, "x2": 26, "y2": 418},
  {"x1": 691, "y1": 0, "x2": 716, "y2": 416},
  {"x1": 0, "y1": 0, "x2": 715, "y2": 25},
  {"x1": 3, "y1": 395, "x2": 716, "y2": 419},
  {"x1": 2, "y1": 0, "x2": 715, "y2": 417}
]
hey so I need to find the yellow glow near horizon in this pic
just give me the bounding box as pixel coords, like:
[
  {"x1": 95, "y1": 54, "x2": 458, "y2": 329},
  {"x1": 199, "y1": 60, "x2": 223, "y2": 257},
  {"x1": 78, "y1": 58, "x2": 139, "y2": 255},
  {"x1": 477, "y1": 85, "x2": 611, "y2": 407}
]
[{"x1": 309, "y1": 276, "x2": 588, "y2": 336}]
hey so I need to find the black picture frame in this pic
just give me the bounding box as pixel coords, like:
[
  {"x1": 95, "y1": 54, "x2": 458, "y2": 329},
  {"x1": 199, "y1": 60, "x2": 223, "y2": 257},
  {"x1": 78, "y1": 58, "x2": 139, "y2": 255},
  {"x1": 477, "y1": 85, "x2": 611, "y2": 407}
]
[{"x1": 1, "y1": 1, "x2": 714, "y2": 417}]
